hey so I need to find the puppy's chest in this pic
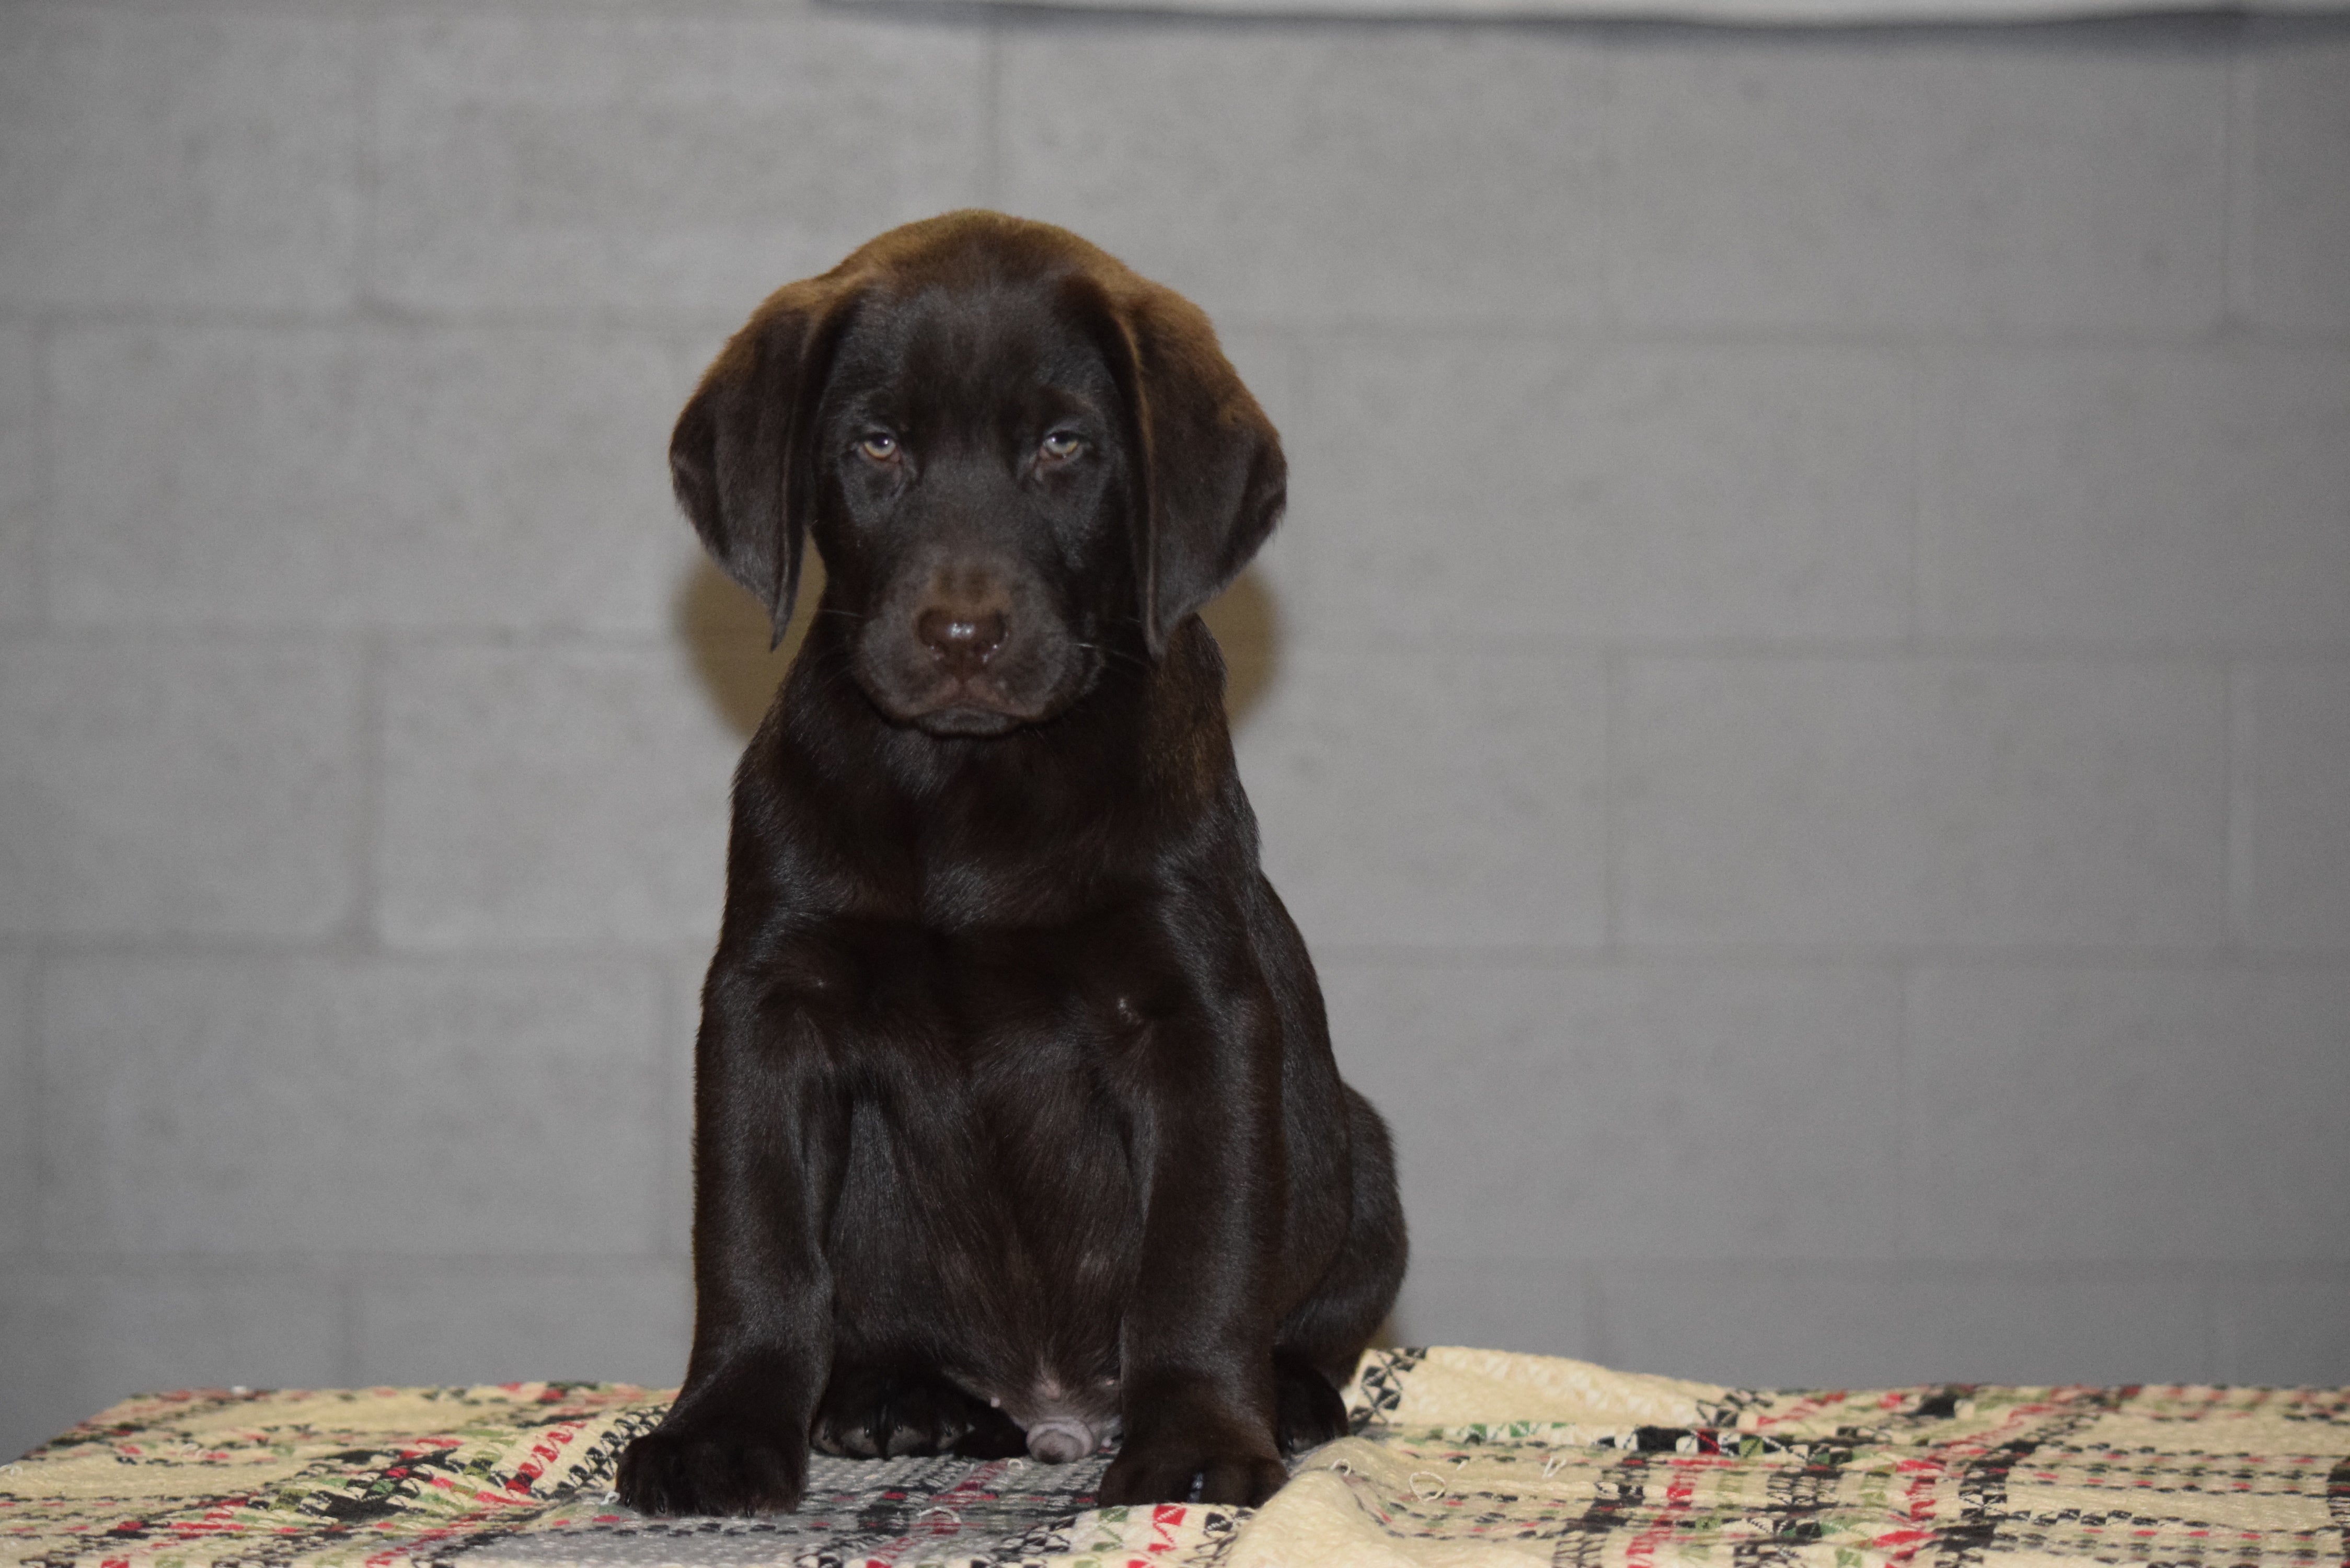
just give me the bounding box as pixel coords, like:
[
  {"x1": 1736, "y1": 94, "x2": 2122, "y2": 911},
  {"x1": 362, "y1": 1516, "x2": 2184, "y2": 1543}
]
[
  {"x1": 823, "y1": 931, "x2": 1147, "y2": 1369},
  {"x1": 818, "y1": 909, "x2": 1170, "y2": 1224},
  {"x1": 904, "y1": 1022, "x2": 1142, "y2": 1228},
  {"x1": 825, "y1": 905, "x2": 1175, "y2": 1055}
]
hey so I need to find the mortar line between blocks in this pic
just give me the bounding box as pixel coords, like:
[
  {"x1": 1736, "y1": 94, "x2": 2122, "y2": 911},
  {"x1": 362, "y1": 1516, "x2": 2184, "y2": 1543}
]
[
  {"x1": 1600, "y1": 648, "x2": 1625, "y2": 958},
  {"x1": 25, "y1": 317, "x2": 57, "y2": 632},
  {"x1": 2224, "y1": 660, "x2": 2257, "y2": 947},
  {"x1": 24, "y1": 942, "x2": 53, "y2": 1257},
  {"x1": 980, "y1": 15, "x2": 1007, "y2": 212},
  {"x1": 1904, "y1": 342, "x2": 1927, "y2": 653},
  {"x1": 2221, "y1": 44, "x2": 2260, "y2": 330},
  {"x1": 352, "y1": 7, "x2": 383, "y2": 321},
  {"x1": 350, "y1": 633, "x2": 388, "y2": 955}
]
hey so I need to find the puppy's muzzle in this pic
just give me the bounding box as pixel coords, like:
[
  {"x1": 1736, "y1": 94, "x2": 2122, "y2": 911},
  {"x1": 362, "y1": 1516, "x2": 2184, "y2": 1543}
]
[{"x1": 853, "y1": 558, "x2": 1091, "y2": 733}]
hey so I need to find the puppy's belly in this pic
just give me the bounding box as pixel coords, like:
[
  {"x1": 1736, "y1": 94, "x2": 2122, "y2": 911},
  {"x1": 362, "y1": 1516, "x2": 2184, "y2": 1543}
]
[
  {"x1": 825, "y1": 1083, "x2": 1139, "y2": 1458},
  {"x1": 989, "y1": 1374, "x2": 1123, "y2": 1462}
]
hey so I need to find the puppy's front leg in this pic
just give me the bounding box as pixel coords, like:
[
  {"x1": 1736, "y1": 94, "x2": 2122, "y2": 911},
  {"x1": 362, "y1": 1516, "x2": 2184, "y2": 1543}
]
[
  {"x1": 1100, "y1": 993, "x2": 1289, "y2": 1510},
  {"x1": 616, "y1": 965, "x2": 842, "y2": 1516}
]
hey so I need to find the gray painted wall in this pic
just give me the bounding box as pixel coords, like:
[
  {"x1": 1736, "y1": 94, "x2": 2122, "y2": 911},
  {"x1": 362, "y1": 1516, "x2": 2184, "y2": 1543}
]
[{"x1": 3, "y1": 0, "x2": 2346, "y2": 1463}]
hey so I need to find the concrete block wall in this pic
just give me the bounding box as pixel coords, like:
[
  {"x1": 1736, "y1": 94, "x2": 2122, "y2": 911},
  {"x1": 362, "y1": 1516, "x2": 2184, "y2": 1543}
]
[{"x1": 2, "y1": 0, "x2": 2346, "y2": 1461}]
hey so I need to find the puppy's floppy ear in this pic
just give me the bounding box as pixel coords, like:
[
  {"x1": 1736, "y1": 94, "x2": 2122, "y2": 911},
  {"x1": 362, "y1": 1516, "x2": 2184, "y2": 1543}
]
[
  {"x1": 670, "y1": 278, "x2": 853, "y2": 648},
  {"x1": 1110, "y1": 285, "x2": 1286, "y2": 655}
]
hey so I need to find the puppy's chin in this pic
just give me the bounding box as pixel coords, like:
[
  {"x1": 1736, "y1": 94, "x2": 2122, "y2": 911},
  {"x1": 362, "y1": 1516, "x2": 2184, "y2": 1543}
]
[
  {"x1": 854, "y1": 648, "x2": 1101, "y2": 738},
  {"x1": 856, "y1": 676, "x2": 1062, "y2": 737},
  {"x1": 909, "y1": 704, "x2": 1028, "y2": 738}
]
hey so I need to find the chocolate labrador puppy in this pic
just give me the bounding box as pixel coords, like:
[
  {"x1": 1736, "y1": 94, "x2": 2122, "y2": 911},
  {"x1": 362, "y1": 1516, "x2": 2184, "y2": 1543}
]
[{"x1": 614, "y1": 211, "x2": 1406, "y2": 1517}]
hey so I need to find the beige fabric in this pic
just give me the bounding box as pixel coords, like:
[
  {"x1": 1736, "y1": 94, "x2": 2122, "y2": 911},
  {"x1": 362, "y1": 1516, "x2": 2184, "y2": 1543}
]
[{"x1": 5, "y1": 1350, "x2": 2345, "y2": 1567}]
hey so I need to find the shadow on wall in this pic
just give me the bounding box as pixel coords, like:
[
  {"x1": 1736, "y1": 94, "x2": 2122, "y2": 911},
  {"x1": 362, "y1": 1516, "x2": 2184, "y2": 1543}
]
[
  {"x1": 673, "y1": 556, "x2": 812, "y2": 738},
  {"x1": 672, "y1": 555, "x2": 1286, "y2": 741}
]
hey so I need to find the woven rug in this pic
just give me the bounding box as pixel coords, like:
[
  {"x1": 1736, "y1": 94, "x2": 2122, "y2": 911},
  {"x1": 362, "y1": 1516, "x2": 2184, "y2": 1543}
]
[{"x1": 5, "y1": 1347, "x2": 2346, "y2": 1567}]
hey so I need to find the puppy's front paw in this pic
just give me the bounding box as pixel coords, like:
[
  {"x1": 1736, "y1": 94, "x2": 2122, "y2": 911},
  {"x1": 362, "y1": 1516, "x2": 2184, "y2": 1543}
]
[
  {"x1": 615, "y1": 1425, "x2": 806, "y2": 1517},
  {"x1": 1099, "y1": 1435, "x2": 1287, "y2": 1508}
]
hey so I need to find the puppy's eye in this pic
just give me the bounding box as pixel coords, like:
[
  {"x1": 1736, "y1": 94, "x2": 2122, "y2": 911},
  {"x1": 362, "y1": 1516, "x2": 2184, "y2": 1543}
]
[
  {"x1": 858, "y1": 432, "x2": 900, "y2": 463},
  {"x1": 1038, "y1": 430, "x2": 1085, "y2": 463}
]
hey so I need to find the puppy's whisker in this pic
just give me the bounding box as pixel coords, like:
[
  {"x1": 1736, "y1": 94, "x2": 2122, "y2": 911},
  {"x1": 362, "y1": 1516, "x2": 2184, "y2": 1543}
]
[{"x1": 1071, "y1": 640, "x2": 1150, "y2": 672}]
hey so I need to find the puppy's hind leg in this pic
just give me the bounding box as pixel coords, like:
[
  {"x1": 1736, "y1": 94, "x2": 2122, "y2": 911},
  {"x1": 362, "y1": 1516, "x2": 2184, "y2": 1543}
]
[
  {"x1": 1273, "y1": 1086, "x2": 1408, "y2": 1452},
  {"x1": 812, "y1": 1362, "x2": 1027, "y2": 1460},
  {"x1": 1272, "y1": 1349, "x2": 1350, "y2": 1454}
]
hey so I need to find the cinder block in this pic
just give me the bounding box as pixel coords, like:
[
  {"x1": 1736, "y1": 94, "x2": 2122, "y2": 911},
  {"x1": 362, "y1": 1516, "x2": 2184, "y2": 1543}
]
[
  {"x1": 1595, "y1": 1262, "x2": 2213, "y2": 1389},
  {"x1": 1596, "y1": 1262, "x2": 1935, "y2": 1388},
  {"x1": 1606, "y1": 37, "x2": 2226, "y2": 333},
  {"x1": 0, "y1": 1259, "x2": 343, "y2": 1462},
  {"x1": 351, "y1": 1259, "x2": 690, "y2": 1388},
  {"x1": 370, "y1": 13, "x2": 987, "y2": 318},
  {"x1": 1902, "y1": 963, "x2": 2350, "y2": 1262},
  {"x1": 1617, "y1": 657, "x2": 2230, "y2": 949},
  {"x1": 1289, "y1": 339, "x2": 1914, "y2": 647},
  {"x1": 2242, "y1": 36, "x2": 2350, "y2": 335},
  {"x1": 0, "y1": 10, "x2": 358, "y2": 312},
  {"x1": 1920, "y1": 350, "x2": 2350, "y2": 647},
  {"x1": 0, "y1": 322, "x2": 37, "y2": 625},
  {"x1": 2237, "y1": 662, "x2": 2350, "y2": 949},
  {"x1": 999, "y1": 24, "x2": 1607, "y2": 328},
  {"x1": 39, "y1": 956, "x2": 669, "y2": 1255},
  {"x1": 1233, "y1": 650, "x2": 1606, "y2": 950},
  {"x1": 1388, "y1": 1258, "x2": 1602, "y2": 1361},
  {"x1": 1319, "y1": 959, "x2": 1903, "y2": 1260},
  {"x1": 50, "y1": 326, "x2": 709, "y2": 634},
  {"x1": 378, "y1": 643, "x2": 746, "y2": 949},
  {"x1": 2212, "y1": 1272, "x2": 2350, "y2": 1385},
  {"x1": 0, "y1": 949, "x2": 29, "y2": 1256},
  {"x1": 0, "y1": 637, "x2": 358, "y2": 940}
]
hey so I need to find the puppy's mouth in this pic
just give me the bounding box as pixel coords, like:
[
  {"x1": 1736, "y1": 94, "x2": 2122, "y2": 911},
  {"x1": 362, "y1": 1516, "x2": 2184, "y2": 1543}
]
[
  {"x1": 904, "y1": 684, "x2": 1038, "y2": 736},
  {"x1": 864, "y1": 670, "x2": 1085, "y2": 737}
]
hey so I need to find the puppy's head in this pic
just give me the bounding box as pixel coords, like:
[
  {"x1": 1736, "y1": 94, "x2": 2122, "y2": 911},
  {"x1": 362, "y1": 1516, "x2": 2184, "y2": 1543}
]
[{"x1": 672, "y1": 211, "x2": 1286, "y2": 737}]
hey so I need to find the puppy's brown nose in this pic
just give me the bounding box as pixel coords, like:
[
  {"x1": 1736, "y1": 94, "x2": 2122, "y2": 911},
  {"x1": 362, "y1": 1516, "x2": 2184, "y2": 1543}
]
[{"x1": 917, "y1": 607, "x2": 1007, "y2": 679}]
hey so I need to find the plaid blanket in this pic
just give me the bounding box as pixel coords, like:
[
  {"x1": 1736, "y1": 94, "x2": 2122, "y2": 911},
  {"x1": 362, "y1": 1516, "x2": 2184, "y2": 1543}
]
[{"x1": 4, "y1": 1347, "x2": 2345, "y2": 1567}]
